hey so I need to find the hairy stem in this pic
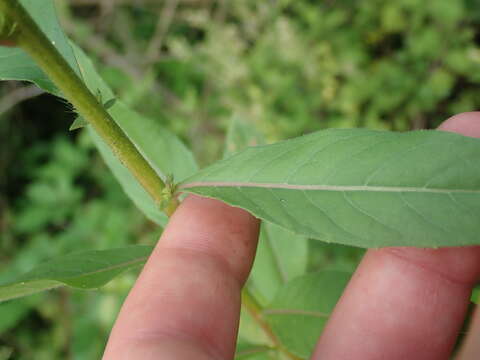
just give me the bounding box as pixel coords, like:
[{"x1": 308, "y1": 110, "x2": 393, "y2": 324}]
[{"x1": 0, "y1": 0, "x2": 170, "y2": 211}]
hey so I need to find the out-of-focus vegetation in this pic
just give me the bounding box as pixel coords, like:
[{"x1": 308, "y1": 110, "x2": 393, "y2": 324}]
[{"x1": 1, "y1": 0, "x2": 480, "y2": 358}]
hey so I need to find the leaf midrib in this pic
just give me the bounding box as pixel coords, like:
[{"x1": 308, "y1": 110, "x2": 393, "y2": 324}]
[{"x1": 180, "y1": 181, "x2": 480, "y2": 194}]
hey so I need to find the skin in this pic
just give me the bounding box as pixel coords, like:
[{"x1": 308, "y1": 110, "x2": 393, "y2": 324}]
[{"x1": 103, "y1": 112, "x2": 480, "y2": 360}]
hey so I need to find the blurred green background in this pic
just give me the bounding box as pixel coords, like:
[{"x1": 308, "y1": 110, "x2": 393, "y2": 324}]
[{"x1": 1, "y1": 0, "x2": 480, "y2": 358}]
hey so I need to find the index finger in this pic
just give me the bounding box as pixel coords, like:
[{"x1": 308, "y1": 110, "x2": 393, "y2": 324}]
[{"x1": 102, "y1": 195, "x2": 260, "y2": 360}]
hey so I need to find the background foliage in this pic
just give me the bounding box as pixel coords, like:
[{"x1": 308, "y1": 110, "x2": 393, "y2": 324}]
[{"x1": 1, "y1": 0, "x2": 480, "y2": 358}]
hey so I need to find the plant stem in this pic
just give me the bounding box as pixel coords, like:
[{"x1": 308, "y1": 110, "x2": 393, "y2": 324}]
[
  {"x1": 0, "y1": 0, "x2": 169, "y2": 210},
  {"x1": 241, "y1": 287, "x2": 303, "y2": 360}
]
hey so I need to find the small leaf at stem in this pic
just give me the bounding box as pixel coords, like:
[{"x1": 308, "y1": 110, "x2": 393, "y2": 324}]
[
  {"x1": 159, "y1": 174, "x2": 178, "y2": 213},
  {"x1": 69, "y1": 115, "x2": 88, "y2": 131},
  {"x1": 103, "y1": 98, "x2": 116, "y2": 110}
]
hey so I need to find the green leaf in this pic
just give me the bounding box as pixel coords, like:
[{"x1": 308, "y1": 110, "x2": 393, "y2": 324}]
[
  {"x1": 180, "y1": 128, "x2": 480, "y2": 248},
  {"x1": 89, "y1": 128, "x2": 168, "y2": 226},
  {"x1": 235, "y1": 342, "x2": 273, "y2": 359},
  {"x1": 238, "y1": 306, "x2": 271, "y2": 354},
  {"x1": 0, "y1": 1, "x2": 198, "y2": 223},
  {"x1": 72, "y1": 44, "x2": 197, "y2": 225},
  {"x1": 248, "y1": 221, "x2": 308, "y2": 305},
  {"x1": 223, "y1": 115, "x2": 309, "y2": 304},
  {"x1": 71, "y1": 44, "x2": 198, "y2": 182},
  {"x1": 0, "y1": 0, "x2": 79, "y2": 94},
  {"x1": 69, "y1": 115, "x2": 88, "y2": 131},
  {"x1": 0, "y1": 2, "x2": 198, "y2": 225},
  {"x1": 109, "y1": 102, "x2": 199, "y2": 182},
  {"x1": 471, "y1": 286, "x2": 480, "y2": 304},
  {"x1": 224, "y1": 115, "x2": 265, "y2": 158},
  {"x1": 265, "y1": 271, "x2": 350, "y2": 358},
  {"x1": 0, "y1": 295, "x2": 41, "y2": 332},
  {"x1": 0, "y1": 245, "x2": 153, "y2": 302},
  {"x1": 103, "y1": 97, "x2": 116, "y2": 110}
]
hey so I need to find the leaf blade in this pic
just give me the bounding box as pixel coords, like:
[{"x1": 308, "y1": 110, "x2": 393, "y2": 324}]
[
  {"x1": 0, "y1": 245, "x2": 153, "y2": 302},
  {"x1": 235, "y1": 342, "x2": 273, "y2": 359},
  {"x1": 180, "y1": 129, "x2": 480, "y2": 248},
  {"x1": 265, "y1": 271, "x2": 351, "y2": 358},
  {"x1": 248, "y1": 221, "x2": 308, "y2": 305},
  {"x1": 71, "y1": 43, "x2": 199, "y2": 184},
  {"x1": 223, "y1": 115, "x2": 309, "y2": 304},
  {"x1": 88, "y1": 127, "x2": 168, "y2": 226}
]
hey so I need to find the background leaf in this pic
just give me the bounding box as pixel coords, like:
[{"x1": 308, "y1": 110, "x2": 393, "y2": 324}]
[
  {"x1": 180, "y1": 128, "x2": 480, "y2": 248},
  {"x1": 0, "y1": 295, "x2": 41, "y2": 333},
  {"x1": 265, "y1": 271, "x2": 351, "y2": 358},
  {"x1": 71, "y1": 44, "x2": 197, "y2": 224},
  {"x1": 248, "y1": 221, "x2": 308, "y2": 305},
  {"x1": 88, "y1": 128, "x2": 168, "y2": 226},
  {"x1": 72, "y1": 43, "x2": 199, "y2": 183},
  {"x1": 0, "y1": 246, "x2": 153, "y2": 302},
  {"x1": 0, "y1": 2, "x2": 198, "y2": 225},
  {"x1": 0, "y1": 0, "x2": 79, "y2": 94},
  {"x1": 235, "y1": 342, "x2": 273, "y2": 359},
  {"x1": 73, "y1": 46, "x2": 197, "y2": 226},
  {"x1": 224, "y1": 115, "x2": 266, "y2": 158}
]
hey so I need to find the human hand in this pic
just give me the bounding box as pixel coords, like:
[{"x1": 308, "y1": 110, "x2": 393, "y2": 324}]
[{"x1": 102, "y1": 112, "x2": 480, "y2": 360}]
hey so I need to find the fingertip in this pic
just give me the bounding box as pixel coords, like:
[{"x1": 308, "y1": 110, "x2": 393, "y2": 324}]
[
  {"x1": 438, "y1": 112, "x2": 480, "y2": 138},
  {"x1": 177, "y1": 194, "x2": 258, "y2": 230},
  {"x1": 165, "y1": 194, "x2": 260, "y2": 284}
]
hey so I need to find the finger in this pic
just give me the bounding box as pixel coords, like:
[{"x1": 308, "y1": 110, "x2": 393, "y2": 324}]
[
  {"x1": 102, "y1": 195, "x2": 260, "y2": 360},
  {"x1": 313, "y1": 112, "x2": 480, "y2": 360}
]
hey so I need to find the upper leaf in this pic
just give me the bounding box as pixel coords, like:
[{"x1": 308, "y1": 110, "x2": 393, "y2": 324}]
[
  {"x1": 180, "y1": 128, "x2": 480, "y2": 248},
  {"x1": 0, "y1": 246, "x2": 153, "y2": 302}
]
